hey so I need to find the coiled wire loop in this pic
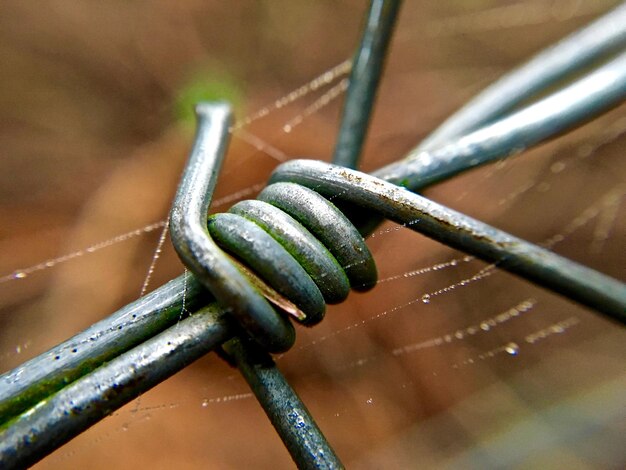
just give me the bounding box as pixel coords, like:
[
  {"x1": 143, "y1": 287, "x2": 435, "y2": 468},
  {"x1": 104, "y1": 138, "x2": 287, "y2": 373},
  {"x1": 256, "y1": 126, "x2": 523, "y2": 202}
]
[{"x1": 170, "y1": 103, "x2": 376, "y2": 353}]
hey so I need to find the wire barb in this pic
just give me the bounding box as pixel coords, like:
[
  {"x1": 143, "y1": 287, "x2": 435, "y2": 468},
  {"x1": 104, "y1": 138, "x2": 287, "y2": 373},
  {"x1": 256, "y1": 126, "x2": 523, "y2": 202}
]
[
  {"x1": 1, "y1": 4, "x2": 625, "y2": 467},
  {"x1": 170, "y1": 104, "x2": 377, "y2": 353}
]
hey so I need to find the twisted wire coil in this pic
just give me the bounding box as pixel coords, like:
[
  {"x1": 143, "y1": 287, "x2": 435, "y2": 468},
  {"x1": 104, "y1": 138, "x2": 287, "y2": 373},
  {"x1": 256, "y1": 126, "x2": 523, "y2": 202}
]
[
  {"x1": 208, "y1": 183, "x2": 377, "y2": 335},
  {"x1": 169, "y1": 103, "x2": 376, "y2": 354}
]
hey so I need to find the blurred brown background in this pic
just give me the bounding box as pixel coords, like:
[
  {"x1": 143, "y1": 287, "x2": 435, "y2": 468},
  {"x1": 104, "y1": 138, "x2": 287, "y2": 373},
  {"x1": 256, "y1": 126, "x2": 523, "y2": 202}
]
[{"x1": 0, "y1": 1, "x2": 625, "y2": 468}]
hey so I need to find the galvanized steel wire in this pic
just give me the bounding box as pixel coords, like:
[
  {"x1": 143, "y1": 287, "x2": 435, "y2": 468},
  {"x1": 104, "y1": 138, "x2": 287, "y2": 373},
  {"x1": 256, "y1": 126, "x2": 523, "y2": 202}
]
[{"x1": 1, "y1": 2, "x2": 626, "y2": 468}]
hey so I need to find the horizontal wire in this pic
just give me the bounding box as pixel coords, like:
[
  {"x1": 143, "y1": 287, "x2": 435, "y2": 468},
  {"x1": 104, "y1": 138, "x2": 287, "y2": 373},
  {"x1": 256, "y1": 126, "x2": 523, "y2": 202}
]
[
  {"x1": 273, "y1": 159, "x2": 626, "y2": 322},
  {"x1": 0, "y1": 303, "x2": 235, "y2": 469}
]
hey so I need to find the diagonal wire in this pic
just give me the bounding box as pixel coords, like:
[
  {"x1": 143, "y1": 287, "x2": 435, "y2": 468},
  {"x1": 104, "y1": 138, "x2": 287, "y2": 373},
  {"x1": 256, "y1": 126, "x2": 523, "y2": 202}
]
[{"x1": 417, "y1": 1, "x2": 626, "y2": 152}]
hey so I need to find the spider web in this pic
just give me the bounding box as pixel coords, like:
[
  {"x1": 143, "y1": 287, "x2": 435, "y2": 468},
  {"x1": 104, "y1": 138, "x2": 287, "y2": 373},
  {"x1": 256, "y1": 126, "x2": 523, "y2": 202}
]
[{"x1": 0, "y1": 1, "x2": 624, "y2": 468}]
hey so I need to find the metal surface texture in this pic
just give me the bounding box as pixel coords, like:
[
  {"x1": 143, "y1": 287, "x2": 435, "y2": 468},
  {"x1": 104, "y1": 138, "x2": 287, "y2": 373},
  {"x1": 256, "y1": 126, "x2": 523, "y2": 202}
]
[
  {"x1": 169, "y1": 102, "x2": 296, "y2": 354},
  {"x1": 1, "y1": 4, "x2": 626, "y2": 468},
  {"x1": 0, "y1": 271, "x2": 209, "y2": 424},
  {"x1": 417, "y1": 1, "x2": 626, "y2": 152},
  {"x1": 1, "y1": 304, "x2": 234, "y2": 469},
  {"x1": 165, "y1": 2, "x2": 398, "y2": 464},
  {"x1": 224, "y1": 338, "x2": 343, "y2": 470},
  {"x1": 375, "y1": 51, "x2": 626, "y2": 192},
  {"x1": 270, "y1": 160, "x2": 626, "y2": 325},
  {"x1": 228, "y1": 199, "x2": 350, "y2": 305},
  {"x1": 257, "y1": 183, "x2": 377, "y2": 292},
  {"x1": 332, "y1": 0, "x2": 401, "y2": 169}
]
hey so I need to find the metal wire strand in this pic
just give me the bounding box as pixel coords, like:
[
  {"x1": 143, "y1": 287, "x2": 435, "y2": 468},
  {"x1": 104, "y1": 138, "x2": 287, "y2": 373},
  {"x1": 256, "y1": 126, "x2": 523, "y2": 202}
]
[
  {"x1": 2, "y1": 50, "x2": 624, "y2": 448},
  {"x1": 417, "y1": 1, "x2": 626, "y2": 152},
  {"x1": 2, "y1": 7, "x2": 625, "y2": 465},
  {"x1": 169, "y1": 102, "x2": 296, "y2": 353},
  {"x1": 223, "y1": 338, "x2": 344, "y2": 470},
  {"x1": 374, "y1": 50, "x2": 626, "y2": 193},
  {"x1": 2, "y1": 45, "x2": 624, "y2": 443},
  {"x1": 332, "y1": 0, "x2": 401, "y2": 168},
  {"x1": 0, "y1": 304, "x2": 235, "y2": 469},
  {"x1": 0, "y1": 271, "x2": 207, "y2": 424},
  {"x1": 270, "y1": 160, "x2": 626, "y2": 325},
  {"x1": 169, "y1": 104, "x2": 377, "y2": 353}
]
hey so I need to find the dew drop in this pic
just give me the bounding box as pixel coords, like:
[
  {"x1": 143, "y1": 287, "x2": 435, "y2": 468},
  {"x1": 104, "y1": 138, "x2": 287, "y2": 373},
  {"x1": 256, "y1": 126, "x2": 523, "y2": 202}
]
[
  {"x1": 421, "y1": 294, "x2": 431, "y2": 304},
  {"x1": 505, "y1": 342, "x2": 520, "y2": 355},
  {"x1": 13, "y1": 271, "x2": 27, "y2": 279},
  {"x1": 201, "y1": 399, "x2": 208, "y2": 408},
  {"x1": 283, "y1": 124, "x2": 292, "y2": 133},
  {"x1": 366, "y1": 398, "x2": 373, "y2": 405}
]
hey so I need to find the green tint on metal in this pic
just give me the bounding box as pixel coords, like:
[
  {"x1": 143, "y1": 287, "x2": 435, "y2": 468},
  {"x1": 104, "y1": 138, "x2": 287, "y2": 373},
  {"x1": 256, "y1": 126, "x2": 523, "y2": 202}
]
[
  {"x1": 270, "y1": 160, "x2": 626, "y2": 325},
  {"x1": 2, "y1": 4, "x2": 626, "y2": 469},
  {"x1": 0, "y1": 271, "x2": 209, "y2": 424},
  {"x1": 258, "y1": 182, "x2": 377, "y2": 292},
  {"x1": 0, "y1": 304, "x2": 234, "y2": 469},
  {"x1": 229, "y1": 199, "x2": 351, "y2": 304},
  {"x1": 208, "y1": 212, "x2": 326, "y2": 326}
]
